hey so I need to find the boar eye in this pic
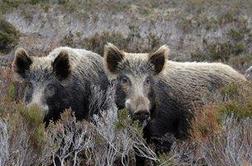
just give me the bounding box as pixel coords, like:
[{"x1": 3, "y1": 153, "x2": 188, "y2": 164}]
[
  {"x1": 145, "y1": 77, "x2": 151, "y2": 85},
  {"x1": 46, "y1": 84, "x2": 56, "y2": 97},
  {"x1": 120, "y1": 76, "x2": 129, "y2": 85}
]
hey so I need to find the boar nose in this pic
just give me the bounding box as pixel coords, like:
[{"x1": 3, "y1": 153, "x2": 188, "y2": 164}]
[
  {"x1": 134, "y1": 110, "x2": 150, "y2": 121},
  {"x1": 126, "y1": 96, "x2": 151, "y2": 121}
]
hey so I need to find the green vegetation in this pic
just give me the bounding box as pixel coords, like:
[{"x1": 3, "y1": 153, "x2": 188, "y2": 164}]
[
  {"x1": 191, "y1": 39, "x2": 248, "y2": 63},
  {"x1": 60, "y1": 29, "x2": 161, "y2": 55},
  {"x1": 192, "y1": 42, "x2": 236, "y2": 62},
  {"x1": 7, "y1": 82, "x2": 16, "y2": 101},
  {"x1": 115, "y1": 109, "x2": 144, "y2": 137},
  {"x1": 218, "y1": 100, "x2": 252, "y2": 120},
  {"x1": 2, "y1": 102, "x2": 47, "y2": 153},
  {"x1": 218, "y1": 10, "x2": 238, "y2": 25},
  {"x1": 0, "y1": 0, "x2": 45, "y2": 14},
  {"x1": 82, "y1": 32, "x2": 127, "y2": 55},
  {"x1": 0, "y1": 79, "x2": 153, "y2": 165},
  {"x1": 158, "y1": 153, "x2": 174, "y2": 166},
  {"x1": 189, "y1": 9, "x2": 251, "y2": 69},
  {"x1": 0, "y1": 19, "x2": 20, "y2": 54},
  {"x1": 192, "y1": 83, "x2": 252, "y2": 140}
]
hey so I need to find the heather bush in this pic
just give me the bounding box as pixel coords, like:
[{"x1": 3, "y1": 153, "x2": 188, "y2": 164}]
[
  {"x1": 162, "y1": 83, "x2": 252, "y2": 166},
  {"x1": 0, "y1": 83, "x2": 157, "y2": 165},
  {"x1": 0, "y1": 19, "x2": 20, "y2": 54},
  {"x1": 0, "y1": 66, "x2": 251, "y2": 166}
]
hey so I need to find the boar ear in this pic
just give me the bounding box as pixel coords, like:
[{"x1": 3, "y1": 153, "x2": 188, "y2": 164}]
[
  {"x1": 148, "y1": 45, "x2": 169, "y2": 75},
  {"x1": 12, "y1": 48, "x2": 32, "y2": 79},
  {"x1": 52, "y1": 51, "x2": 71, "y2": 80},
  {"x1": 104, "y1": 43, "x2": 125, "y2": 74}
]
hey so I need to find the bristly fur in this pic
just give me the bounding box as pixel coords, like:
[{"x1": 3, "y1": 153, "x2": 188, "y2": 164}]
[
  {"x1": 12, "y1": 46, "x2": 109, "y2": 124},
  {"x1": 104, "y1": 43, "x2": 167, "y2": 80},
  {"x1": 103, "y1": 43, "x2": 247, "y2": 156}
]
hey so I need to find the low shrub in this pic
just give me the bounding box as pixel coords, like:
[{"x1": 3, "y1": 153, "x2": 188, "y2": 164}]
[
  {"x1": 0, "y1": 19, "x2": 20, "y2": 54},
  {"x1": 0, "y1": 84, "x2": 157, "y2": 165}
]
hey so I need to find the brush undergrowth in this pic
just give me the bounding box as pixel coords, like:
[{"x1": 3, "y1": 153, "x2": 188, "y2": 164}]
[{"x1": 160, "y1": 82, "x2": 252, "y2": 166}]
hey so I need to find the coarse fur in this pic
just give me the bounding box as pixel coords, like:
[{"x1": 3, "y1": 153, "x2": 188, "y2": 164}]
[
  {"x1": 12, "y1": 47, "x2": 109, "y2": 124},
  {"x1": 103, "y1": 43, "x2": 246, "y2": 155}
]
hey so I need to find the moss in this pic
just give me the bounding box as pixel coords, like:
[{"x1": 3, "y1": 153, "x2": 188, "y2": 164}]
[{"x1": 0, "y1": 19, "x2": 20, "y2": 54}]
